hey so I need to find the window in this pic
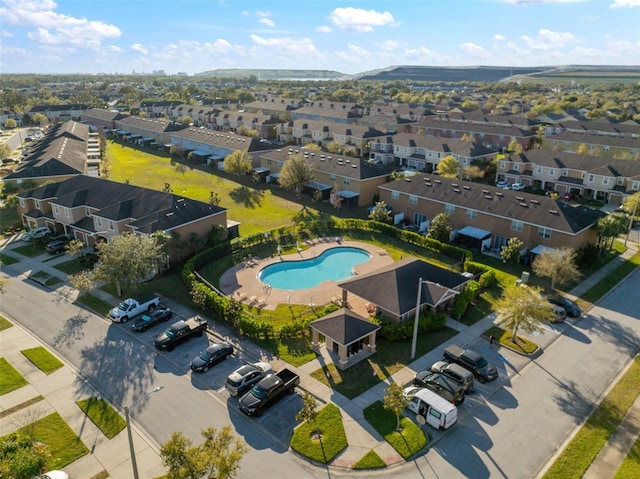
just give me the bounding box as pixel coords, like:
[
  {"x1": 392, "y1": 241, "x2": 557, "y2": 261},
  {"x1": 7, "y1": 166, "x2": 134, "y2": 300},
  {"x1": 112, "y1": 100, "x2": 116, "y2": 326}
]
[
  {"x1": 391, "y1": 190, "x2": 399, "y2": 200},
  {"x1": 536, "y1": 166, "x2": 542, "y2": 174},
  {"x1": 414, "y1": 213, "x2": 427, "y2": 224},
  {"x1": 603, "y1": 177, "x2": 609, "y2": 186},
  {"x1": 514, "y1": 163, "x2": 519, "y2": 171},
  {"x1": 549, "y1": 168, "x2": 555, "y2": 177},
  {"x1": 19, "y1": 198, "x2": 25, "y2": 208},
  {"x1": 35, "y1": 200, "x2": 41, "y2": 209},
  {"x1": 85, "y1": 206, "x2": 91, "y2": 216},
  {"x1": 96, "y1": 217, "x2": 103, "y2": 228},
  {"x1": 552, "y1": 140, "x2": 557, "y2": 146},
  {"x1": 445, "y1": 204, "x2": 455, "y2": 214},
  {"x1": 562, "y1": 169, "x2": 568, "y2": 176},
  {"x1": 467, "y1": 209, "x2": 477, "y2": 219},
  {"x1": 409, "y1": 195, "x2": 417, "y2": 205},
  {"x1": 53, "y1": 205, "x2": 59, "y2": 215},
  {"x1": 603, "y1": 146, "x2": 609, "y2": 152},
  {"x1": 632, "y1": 181, "x2": 640, "y2": 191},
  {"x1": 538, "y1": 227, "x2": 551, "y2": 239},
  {"x1": 109, "y1": 220, "x2": 115, "y2": 231},
  {"x1": 330, "y1": 175, "x2": 336, "y2": 182},
  {"x1": 343, "y1": 178, "x2": 350, "y2": 185},
  {"x1": 511, "y1": 220, "x2": 523, "y2": 232},
  {"x1": 500, "y1": 161, "x2": 506, "y2": 169},
  {"x1": 64, "y1": 207, "x2": 69, "y2": 218},
  {"x1": 266, "y1": 159, "x2": 272, "y2": 165},
  {"x1": 588, "y1": 174, "x2": 595, "y2": 183}
]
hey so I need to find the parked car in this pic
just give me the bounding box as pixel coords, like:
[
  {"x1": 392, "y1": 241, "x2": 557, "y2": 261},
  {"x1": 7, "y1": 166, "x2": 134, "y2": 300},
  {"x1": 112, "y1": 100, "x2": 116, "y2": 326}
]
[
  {"x1": 495, "y1": 180, "x2": 510, "y2": 189},
  {"x1": 549, "y1": 304, "x2": 567, "y2": 323},
  {"x1": 547, "y1": 295, "x2": 582, "y2": 318},
  {"x1": 190, "y1": 342, "x2": 234, "y2": 372},
  {"x1": 413, "y1": 371, "x2": 465, "y2": 405},
  {"x1": 45, "y1": 237, "x2": 71, "y2": 254},
  {"x1": 131, "y1": 308, "x2": 172, "y2": 332},
  {"x1": 225, "y1": 361, "x2": 273, "y2": 397},
  {"x1": 33, "y1": 471, "x2": 69, "y2": 479},
  {"x1": 430, "y1": 360, "x2": 475, "y2": 392},
  {"x1": 23, "y1": 226, "x2": 51, "y2": 241},
  {"x1": 511, "y1": 182, "x2": 526, "y2": 191}
]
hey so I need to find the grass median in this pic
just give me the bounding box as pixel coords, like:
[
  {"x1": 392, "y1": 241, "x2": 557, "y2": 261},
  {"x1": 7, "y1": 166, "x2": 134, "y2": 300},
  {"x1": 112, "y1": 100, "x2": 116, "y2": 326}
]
[
  {"x1": 363, "y1": 401, "x2": 427, "y2": 459},
  {"x1": 21, "y1": 347, "x2": 64, "y2": 375}
]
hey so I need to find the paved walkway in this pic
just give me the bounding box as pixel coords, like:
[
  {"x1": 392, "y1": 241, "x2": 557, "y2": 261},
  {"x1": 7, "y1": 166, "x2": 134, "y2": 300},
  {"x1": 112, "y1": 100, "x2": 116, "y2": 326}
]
[{"x1": 1, "y1": 232, "x2": 638, "y2": 478}]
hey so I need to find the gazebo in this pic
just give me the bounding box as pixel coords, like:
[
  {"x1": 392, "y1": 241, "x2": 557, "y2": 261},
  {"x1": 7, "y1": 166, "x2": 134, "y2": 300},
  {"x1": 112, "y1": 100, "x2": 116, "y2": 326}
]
[{"x1": 309, "y1": 308, "x2": 380, "y2": 370}]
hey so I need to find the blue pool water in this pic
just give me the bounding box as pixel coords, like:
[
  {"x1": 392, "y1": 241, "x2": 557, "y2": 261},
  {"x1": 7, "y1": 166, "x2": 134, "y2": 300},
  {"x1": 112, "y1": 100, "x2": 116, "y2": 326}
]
[{"x1": 258, "y1": 247, "x2": 371, "y2": 290}]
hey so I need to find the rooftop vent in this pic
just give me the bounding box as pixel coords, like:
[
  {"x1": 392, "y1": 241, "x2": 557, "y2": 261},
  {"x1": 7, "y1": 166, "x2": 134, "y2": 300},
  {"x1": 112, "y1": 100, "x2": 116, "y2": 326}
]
[
  {"x1": 531, "y1": 199, "x2": 540, "y2": 204},
  {"x1": 516, "y1": 196, "x2": 524, "y2": 201},
  {"x1": 496, "y1": 192, "x2": 504, "y2": 197},
  {"x1": 463, "y1": 185, "x2": 471, "y2": 190},
  {"x1": 405, "y1": 178, "x2": 412, "y2": 182},
  {"x1": 549, "y1": 209, "x2": 559, "y2": 214},
  {"x1": 352, "y1": 164, "x2": 357, "y2": 168}
]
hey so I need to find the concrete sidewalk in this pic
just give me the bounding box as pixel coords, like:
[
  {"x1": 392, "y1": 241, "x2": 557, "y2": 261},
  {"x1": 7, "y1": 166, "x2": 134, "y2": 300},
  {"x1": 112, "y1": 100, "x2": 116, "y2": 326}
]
[{"x1": 1, "y1": 232, "x2": 638, "y2": 476}]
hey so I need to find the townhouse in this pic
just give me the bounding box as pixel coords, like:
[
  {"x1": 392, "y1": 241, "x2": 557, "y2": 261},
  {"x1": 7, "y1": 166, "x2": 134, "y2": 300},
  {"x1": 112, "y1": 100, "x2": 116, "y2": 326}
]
[
  {"x1": 541, "y1": 130, "x2": 640, "y2": 159},
  {"x1": 276, "y1": 119, "x2": 388, "y2": 156},
  {"x1": 496, "y1": 150, "x2": 640, "y2": 204},
  {"x1": 139, "y1": 100, "x2": 183, "y2": 118},
  {"x1": 80, "y1": 108, "x2": 127, "y2": 132},
  {"x1": 16, "y1": 175, "x2": 229, "y2": 263},
  {"x1": 243, "y1": 96, "x2": 303, "y2": 121},
  {"x1": 28, "y1": 104, "x2": 88, "y2": 124},
  {"x1": 259, "y1": 147, "x2": 394, "y2": 207},
  {"x1": 290, "y1": 101, "x2": 363, "y2": 124},
  {"x1": 112, "y1": 116, "x2": 188, "y2": 147},
  {"x1": 3, "y1": 121, "x2": 100, "y2": 188},
  {"x1": 169, "y1": 128, "x2": 261, "y2": 165},
  {"x1": 379, "y1": 173, "x2": 605, "y2": 252},
  {"x1": 369, "y1": 133, "x2": 495, "y2": 171}
]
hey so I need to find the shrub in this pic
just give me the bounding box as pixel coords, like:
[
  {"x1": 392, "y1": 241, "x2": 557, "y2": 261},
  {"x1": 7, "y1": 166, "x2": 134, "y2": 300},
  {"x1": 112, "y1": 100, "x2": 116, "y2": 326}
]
[
  {"x1": 373, "y1": 311, "x2": 447, "y2": 341},
  {"x1": 478, "y1": 269, "x2": 497, "y2": 289}
]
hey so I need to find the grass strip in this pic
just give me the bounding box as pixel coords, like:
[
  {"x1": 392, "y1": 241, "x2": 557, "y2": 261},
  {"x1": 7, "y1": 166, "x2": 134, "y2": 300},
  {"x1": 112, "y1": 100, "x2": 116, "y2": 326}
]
[
  {"x1": 0, "y1": 253, "x2": 19, "y2": 265},
  {"x1": 290, "y1": 403, "x2": 347, "y2": 464},
  {"x1": 543, "y1": 356, "x2": 640, "y2": 479},
  {"x1": 352, "y1": 449, "x2": 387, "y2": 469},
  {"x1": 76, "y1": 396, "x2": 126, "y2": 439},
  {"x1": 0, "y1": 315, "x2": 13, "y2": 331},
  {"x1": 9, "y1": 412, "x2": 89, "y2": 469},
  {"x1": 484, "y1": 326, "x2": 539, "y2": 355},
  {"x1": 363, "y1": 401, "x2": 427, "y2": 459},
  {"x1": 10, "y1": 244, "x2": 43, "y2": 258},
  {"x1": 21, "y1": 347, "x2": 64, "y2": 375},
  {"x1": 0, "y1": 357, "x2": 28, "y2": 395},
  {"x1": 74, "y1": 293, "x2": 112, "y2": 317},
  {"x1": 581, "y1": 252, "x2": 640, "y2": 304},
  {"x1": 0, "y1": 395, "x2": 44, "y2": 418},
  {"x1": 613, "y1": 435, "x2": 640, "y2": 479}
]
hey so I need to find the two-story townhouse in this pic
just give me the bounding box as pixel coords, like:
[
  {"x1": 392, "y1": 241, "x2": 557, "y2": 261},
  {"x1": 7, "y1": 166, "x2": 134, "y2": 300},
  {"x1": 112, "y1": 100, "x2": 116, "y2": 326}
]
[
  {"x1": 551, "y1": 119, "x2": 640, "y2": 139},
  {"x1": 370, "y1": 133, "x2": 494, "y2": 171},
  {"x1": 28, "y1": 104, "x2": 89, "y2": 124},
  {"x1": 16, "y1": 175, "x2": 229, "y2": 263},
  {"x1": 80, "y1": 108, "x2": 127, "y2": 132},
  {"x1": 290, "y1": 103, "x2": 363, "y2": 125},
  {"x1": 379, "y1": 173, "x2": 605, "y2": 253},
  {"x1": 441, "y1": 109, "x2": 535, "y2": 130},
  {"x1": 242, "y1": 97, "x2": 302, "y2": 122},
  {"x1": 541, "y1": 131, "x2": 640, "y2": 159},
  {"x1": 169, "y1": 128, "x2": 260, "y2": 165},
  {"x1": 417, "y1": 117, "x2": 536, "y2": 151},
  {"x1": 259, "y1": 148, "x2": 394, "y2": 207},
  {"x1": 3, "y1": 121, "x2": 100, "y2": 188},
  {"x1": 497, "y1": 150, "x2": 640, "y2": 204},
  {"x1": 113, "y1": 116, "x2": 187, "y2": 147},
  {"x1": 139, "y1": 100, "x2": 183, "y2": 118}
]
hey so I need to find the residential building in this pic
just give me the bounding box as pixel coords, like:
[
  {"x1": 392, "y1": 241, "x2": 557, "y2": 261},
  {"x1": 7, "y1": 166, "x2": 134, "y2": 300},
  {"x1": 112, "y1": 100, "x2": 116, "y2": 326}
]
[
  {"x1": 497, "y1": 150, "x2": 640, "y2": 204},
  {"x1": 541, "y1": 130, "x2": 640, "y2": 159},
  {"x1": 379, "y1": 173, "x2": 605, "y2": 252},
  {"x1": 169, "y1": 128, "x2": 261, "y2": 165},
  {"x1": 28, "y1": 104, "x2": 88, "y2": 123},
  {"x1": 80, "y1": 108, "x2": 127, "y2": 132},
  {"x1": 112, "y1": 116, "x2": 187, "y2": 147},
  {"x1": 16, "y1": 175, "x2": 229, "y2": 263}
]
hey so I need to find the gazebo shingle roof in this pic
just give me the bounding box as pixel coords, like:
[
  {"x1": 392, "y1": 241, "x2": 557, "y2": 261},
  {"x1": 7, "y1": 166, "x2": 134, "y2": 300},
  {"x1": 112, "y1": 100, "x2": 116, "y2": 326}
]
[{"x1": 309, "y1": 308, "x2": 379, "y2": 345}]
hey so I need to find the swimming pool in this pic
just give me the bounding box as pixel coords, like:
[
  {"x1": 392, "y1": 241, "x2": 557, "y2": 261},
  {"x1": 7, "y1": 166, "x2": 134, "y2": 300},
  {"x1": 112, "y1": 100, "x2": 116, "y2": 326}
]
[{"x1": 258, "y1": 246, "x2": 371, "y2": 290}]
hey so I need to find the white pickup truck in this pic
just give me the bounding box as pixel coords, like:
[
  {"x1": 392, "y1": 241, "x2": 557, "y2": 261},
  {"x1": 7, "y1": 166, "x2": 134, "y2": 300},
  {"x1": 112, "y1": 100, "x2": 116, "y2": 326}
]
[{"x1": 109, "y1": 293, "x2": 160, "y2": 323}]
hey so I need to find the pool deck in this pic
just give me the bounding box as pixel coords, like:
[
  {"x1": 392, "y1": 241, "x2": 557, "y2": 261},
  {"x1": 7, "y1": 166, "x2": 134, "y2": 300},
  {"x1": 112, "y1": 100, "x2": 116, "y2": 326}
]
[{"x1": 218, "y1": 239, "x2": 395, "y2": 311}]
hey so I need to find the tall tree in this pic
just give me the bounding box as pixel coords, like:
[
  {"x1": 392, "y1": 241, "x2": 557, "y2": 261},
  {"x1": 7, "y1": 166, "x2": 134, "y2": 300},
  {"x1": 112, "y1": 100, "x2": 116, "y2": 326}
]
[
  {"x1": 223, "y1": 150, "x2": 252, "y2": 185},
  {"x1": 494, "y1": 286, "x2": 555, "y2": 342},
  {"x1": 368, "y1": 201, "x2": 392, "y2": 224},
  {"x1": 436, "y1": 155, "x2": 460, "y2": 178},
  {"x1": 160, "y1": 426, "x2": 247, "y2": 479},
  {"x1": 329, "y1": 185, "x2": 343, "y2": 214},
  {"x1": 500, "y1": 237, "x2": 524, "y2": 266},
  {"x1": 595, "y1": 213, "x2": 628, "y2": 253},
  {"x1": 532, "y1": 247, "x2": 581, "y2": 290},
  {"x1": 277, "y1": 153, "x2": 314, "y2": 199},
  {"x1": 427, "y1": 213, "x2": 452, "y2": 243},
  {"x1": 383, "y1": 382, "x2": 408, "y2": 432}
]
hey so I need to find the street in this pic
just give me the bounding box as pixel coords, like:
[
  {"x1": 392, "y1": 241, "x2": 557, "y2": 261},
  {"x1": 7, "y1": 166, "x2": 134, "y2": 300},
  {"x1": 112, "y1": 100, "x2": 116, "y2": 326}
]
[{"x1": 0, "y1": 265, "x2": 638, "y2": 479}]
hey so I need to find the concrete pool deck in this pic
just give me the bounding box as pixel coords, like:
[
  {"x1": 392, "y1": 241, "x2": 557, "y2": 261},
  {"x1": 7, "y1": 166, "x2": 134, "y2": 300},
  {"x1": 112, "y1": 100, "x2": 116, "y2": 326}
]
[{"x1": 218, "y1": 239, "x2": 395, "y2": 311}]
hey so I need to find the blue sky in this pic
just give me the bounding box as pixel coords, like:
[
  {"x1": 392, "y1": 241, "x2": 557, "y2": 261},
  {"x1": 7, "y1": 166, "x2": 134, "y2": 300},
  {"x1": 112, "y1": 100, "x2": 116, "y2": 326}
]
[{"x1": 1, "y1": 0, "x2": 639, "y2": 75}]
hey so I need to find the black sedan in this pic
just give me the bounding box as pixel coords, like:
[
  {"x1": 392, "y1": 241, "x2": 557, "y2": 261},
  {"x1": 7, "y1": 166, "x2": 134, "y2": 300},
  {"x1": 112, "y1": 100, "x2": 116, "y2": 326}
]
[
  {"x1": 45, "y1": 237, "x2": 71, "y2": 254},
  {"x1": 548, "y1": 295, "x2": 582, "y2": 318},
  {"x1": 190, "y1": 342, "x2": 234, "y2": 373},
  {"x1": 131, "y1": 308, "x2": 172, "y2": 332}
]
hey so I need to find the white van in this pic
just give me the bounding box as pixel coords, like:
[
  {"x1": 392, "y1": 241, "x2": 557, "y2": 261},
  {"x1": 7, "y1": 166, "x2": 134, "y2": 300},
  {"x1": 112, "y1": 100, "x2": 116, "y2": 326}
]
[{"x1": 403, "y1": 386, "x2": 458, "y2": 430}]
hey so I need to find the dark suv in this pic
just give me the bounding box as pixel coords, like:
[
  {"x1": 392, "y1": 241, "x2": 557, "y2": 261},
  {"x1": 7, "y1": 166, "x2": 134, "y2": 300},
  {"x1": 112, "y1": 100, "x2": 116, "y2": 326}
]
[
  {"x1": 45, "y1": 237, "x2": 71, "y2": 254},
  {"x1": 413, "y1": 371, "x2": 465, "y2": 405}
]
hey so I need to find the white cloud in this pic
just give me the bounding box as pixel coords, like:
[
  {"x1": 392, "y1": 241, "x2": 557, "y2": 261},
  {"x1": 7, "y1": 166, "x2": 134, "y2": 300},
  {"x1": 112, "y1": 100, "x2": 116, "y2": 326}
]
[
  {"x1": 0, "y1": 0, "x2": 121, "y2": 49},
  {"x1": 348, "y1": 44, "x2": 370, "y2": 57},
  {"x1": 250, "y1": 34, "x2": 317, "y2": 55},
  {"x1": 130, "y1": 43, "x2": 148, "y2": 54},
  {"x1": 460, "y1": 42, "x2": 485, "y2": 55},
  {"x1": 259, "y1": 18, "x2": 275, "y2": 27},
  {"x1": 610, "y1": 0, "x2": 640, "y2": 7},
  {"x1": 521, "y1": 29, "x2": 576, "y2": 50},
  {"x1": 105, "y1": 45, "x2": 122, "y2": 53},
  {"x1": 329, "y1": 7, "x2": 395, "y2": 32},
  {"x1": 316, "y1": 25, "x2": 332, "y2": 33},
  {"x1": 2, "y1": 29, "x2": 13, "y2": 37},
  {"x1": 494, "y1": 34, "x2": 506, "y2": 41},
  {"x1": 378, "y1": 40, "x2": 399, "y2": 51},
  {"x1": 242, "y1": 10, "x2": 249, "y2": 16}
]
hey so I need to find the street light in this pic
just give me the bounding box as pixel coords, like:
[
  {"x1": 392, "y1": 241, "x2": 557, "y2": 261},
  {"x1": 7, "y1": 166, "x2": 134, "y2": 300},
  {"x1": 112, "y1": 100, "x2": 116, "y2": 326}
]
[
  {"x1": 411, "y1": 277, "x2": 427, "y2": 360},
  {"x1": 125, "y1": 386, "x2": 163, "y2": 479}
]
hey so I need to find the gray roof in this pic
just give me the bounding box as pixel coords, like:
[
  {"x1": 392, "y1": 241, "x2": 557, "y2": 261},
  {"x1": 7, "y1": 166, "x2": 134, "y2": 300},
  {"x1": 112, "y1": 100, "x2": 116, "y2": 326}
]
[
  {"x1": 338, "y1": 257, "x2": 469, "y2": 317},
  {"x1": 382, "y1": 132, "x2": 495, "y2": 158},
  {"x1": 545, "y1": 130, "x2": 640, "y2": 149},
  {"x1": 380, "y1": 173, "x2": 606, "y2": 234},
  {"x1": 309, "y1": 308, "x2": 379, "y2": 345}
]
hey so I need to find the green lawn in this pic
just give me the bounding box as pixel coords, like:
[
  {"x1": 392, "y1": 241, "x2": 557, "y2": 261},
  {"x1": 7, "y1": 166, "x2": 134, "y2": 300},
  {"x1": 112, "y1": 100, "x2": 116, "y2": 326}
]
[
  {"x1": 290, "y1": 403, "x2": 347, "y2": 464},
  {"x1": 21, "y1": 347, "x2": 64, "y2": 375},
  {"x1": 74, "y1": 293, "x2": 112, "y2": 316},
  {"x1": 54, "y1": 258, "x2": 94, "y2": 275},
  {"x1": 0, "y1": 315, "x2": 13, "y2": 331},
  {"x1": 352, "y1": 449, "x2": 387, "y2": 469},
  {"x1": 614, "y1": 435, "x2": 640, "y2": 479},
  {"x1": 76, "y1": 397, "x2": 126, "y2": 439},
  {"x1": 10, "y1": 243, "x2": 43, "y2": 257},
  {"x1": 310, "y1": 328, "x2": 458, "y2": 399},
  {"x1": 363, "y1": 401, "x2": 427, "y2": 459},
  {"x1": 0, "y1": 206, "x2": 21, "y2": 234},
  {"x1": 0, "y1": 253, "x2": 19, "y2": 265},
  {"x1": 10, "y1": 412, "x2": 89, "y2": 470},
  {"x1": 484, "y1": 326, "x2": 539, "y2": 355},
  {"x1": 0, "y1": 357, "x2": 28, "y2": 395},
  {"x1": 581, "y1": 251, "x2": 640, "y2": 305},
  {"x1": 543, "y1": 356, "x2": 640, "y2": 479},
  {"x1": 106, "y1": 141, "x2": 324, "y2": 236}
]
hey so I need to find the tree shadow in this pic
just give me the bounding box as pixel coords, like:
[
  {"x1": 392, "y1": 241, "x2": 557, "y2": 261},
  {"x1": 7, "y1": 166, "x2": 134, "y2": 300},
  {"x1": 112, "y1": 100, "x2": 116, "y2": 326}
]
[
  {"x1": 228, "y1": 186, "x2": 264, "y2": 208},
  {"x1": 52, "y1": 311, "x2": 88, "y2": 349}
]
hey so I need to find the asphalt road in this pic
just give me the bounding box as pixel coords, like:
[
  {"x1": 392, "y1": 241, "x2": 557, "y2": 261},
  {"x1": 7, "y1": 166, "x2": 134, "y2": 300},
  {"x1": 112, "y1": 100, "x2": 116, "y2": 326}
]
[{"x1": 1, "y1": 266, "x2": 638, "y2": 479}]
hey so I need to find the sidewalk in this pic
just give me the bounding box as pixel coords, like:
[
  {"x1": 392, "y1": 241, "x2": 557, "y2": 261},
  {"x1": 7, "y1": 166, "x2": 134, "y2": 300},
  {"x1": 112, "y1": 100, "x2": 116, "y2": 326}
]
[{"x1": 1, "y1": 233, "x2": 639, "y2": 476}]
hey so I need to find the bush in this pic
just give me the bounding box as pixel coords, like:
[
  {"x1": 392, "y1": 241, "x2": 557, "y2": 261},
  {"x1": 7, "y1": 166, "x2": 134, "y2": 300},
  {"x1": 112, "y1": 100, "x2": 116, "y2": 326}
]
[
  {"x1": 373, "y1": 311, "x2": 447, "y2": 341},
  {"x1": 478, "y1": 269, "x2": 497, "y2": 289}
]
